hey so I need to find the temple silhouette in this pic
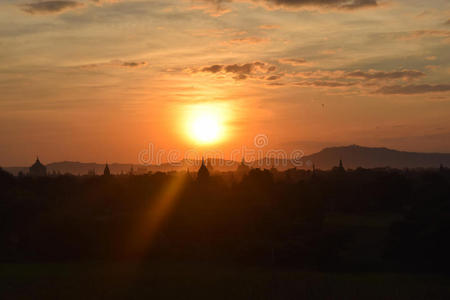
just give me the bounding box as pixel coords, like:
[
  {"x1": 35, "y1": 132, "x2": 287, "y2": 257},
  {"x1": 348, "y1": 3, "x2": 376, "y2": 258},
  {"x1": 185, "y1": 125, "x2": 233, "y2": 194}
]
[
  {"x1": 29, "y1": 157, "x2": 46, "y2": 177},
  {"x1": 197, "y1": 157, "x2": 209, "y2": 181},
  {"x1": 103, "y1": 163, "x2": 111, "y2": 176}
]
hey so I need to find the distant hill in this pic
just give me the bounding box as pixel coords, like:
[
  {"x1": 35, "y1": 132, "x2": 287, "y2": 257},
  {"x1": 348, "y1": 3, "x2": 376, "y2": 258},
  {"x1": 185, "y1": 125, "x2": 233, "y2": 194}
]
[
  {"x1": 303, "y1": 145, "x2": 450, "y2": 170},
  {"x1": 3, "y1": 145, "x2": 450, "y2": 175},
  {"x1": 251, "y1": 145, "x2": 450, "y2": 170}
]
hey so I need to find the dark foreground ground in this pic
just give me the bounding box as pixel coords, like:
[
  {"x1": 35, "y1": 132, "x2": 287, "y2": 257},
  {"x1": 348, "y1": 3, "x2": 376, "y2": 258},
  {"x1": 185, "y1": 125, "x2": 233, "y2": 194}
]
[{"x1": 1, "y1": 262, "x2": 450, "y2": 300}]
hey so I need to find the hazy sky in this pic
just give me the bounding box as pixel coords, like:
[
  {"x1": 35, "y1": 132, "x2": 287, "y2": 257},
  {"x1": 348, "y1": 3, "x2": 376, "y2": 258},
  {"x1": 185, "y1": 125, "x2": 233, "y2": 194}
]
[{"x1": 1, "y1": 0, "x2": 449, "y2": 166}]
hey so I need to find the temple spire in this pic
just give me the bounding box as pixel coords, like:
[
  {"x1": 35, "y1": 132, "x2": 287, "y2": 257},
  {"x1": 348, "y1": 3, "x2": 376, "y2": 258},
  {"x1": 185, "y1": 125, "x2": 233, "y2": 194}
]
[
  {"x1": 30, "y1": 156, "x2": 46, "y2": 177},
  {"x1": 197, "y1": 156, "x2": 210, "y2": 181},
  {"x1": 103, "y1": 163, "x2": 111, "y2": 176},
  {"x1": 337, "y1": 159, "x2": 345, "y2": 173}
]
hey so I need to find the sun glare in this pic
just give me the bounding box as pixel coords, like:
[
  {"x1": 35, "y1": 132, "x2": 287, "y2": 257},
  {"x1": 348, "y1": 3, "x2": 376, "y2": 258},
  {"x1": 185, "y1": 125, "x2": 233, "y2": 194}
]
[{"x1": 185, "y1": 104, "x2": 227, "y2": 145}]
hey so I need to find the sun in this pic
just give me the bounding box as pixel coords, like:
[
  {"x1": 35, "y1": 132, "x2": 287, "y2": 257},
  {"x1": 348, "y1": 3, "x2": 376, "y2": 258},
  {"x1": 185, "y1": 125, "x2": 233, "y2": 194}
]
[
  {"x1": 191, "y1": 115, "x2": 220, "y2": 143},
  {"x1": 185, "y1": 104, "x2": 227, "y2": 145}
]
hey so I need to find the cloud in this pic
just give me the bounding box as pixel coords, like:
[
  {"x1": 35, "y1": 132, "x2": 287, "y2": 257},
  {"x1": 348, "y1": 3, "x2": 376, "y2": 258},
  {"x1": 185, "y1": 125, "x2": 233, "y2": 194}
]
[
  {"x1": 376, "y1": 84, "x2": 450, "y2": 95},
  {"x1": 20, "y1": 1, "x2": 84, "y2": 15},
  {"x1": 234, "y1": 74, "x2": 248, "y2": 80},
  {"x1": 202, "y1": 65, "x2": 224, "y2": 73},
  {"x1": 398, "y1": 30, "x2": 450, "y2": 40},
  {"x1": 373, "y1": 30, "x2": 450, "y2": 42},
  {"x1": 295, "y1": 80, "x2": 356, "y2": 87},
  {"x1": 259, "y1": 24, "x2": 280, "y2": 29},
  {"x1": 263, "y1": 0, "x2": 379, "y2": 10},
  {"x1": 190, "y1": 0, "x2": 232, "y2": 16},
  {"x1": 196, "y1": 62, "x2": 276, "y2": 80},
  {"x1": 288, "y1": 69, "x2": 435, "y2": 93},
  {"x1": 425, "y1": 65, "x2": 438, "y2": 70},
  {"x1": 89, "y1": 0, "x2": 121, "y2": 4},
  {"x1": 346, "y1": 70, "x2": 424, "y2": 80},
  {"x1": 293, "y1": 70, "x2": 345, "y2": 79},
  {"x1": 194, "y1": 64, "x2": 441, "y2": 94},
  {"x1": 198, "y1": 0, "x2": 380, "y2": 13},
  {"x1": 293, "y1": 69, "x2": 424, "y2": 81},
  {"x1": 225, "y1": 63, "x2": 255, "y2": 74},
  {"x1": 121, "y1": 61, "x2": 148, "y2": 68},
  {"x1": 80, "y1": 60, "x2": 148, "y2": 69},
  {"x1": 266, "y1": 75, "x2": 282, "y2": 80},
  {"x1": 278, "y1": 58, "x2": 310, "y2": 66},
  {"x1": 224, "y1": 37, "x2": 270, "y2": 45},
  {"x1": 266, "y1": 82, "x2": 285, "y2": 87},
  {"x1": 201, "y1": 0, "x2": 232, "y2": 4}
]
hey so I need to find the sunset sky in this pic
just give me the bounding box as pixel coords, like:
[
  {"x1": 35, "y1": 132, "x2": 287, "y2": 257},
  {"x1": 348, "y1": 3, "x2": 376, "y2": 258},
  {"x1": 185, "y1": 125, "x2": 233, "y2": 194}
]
[{"x1": 1, "y1": 0, "x2": 449, "y2": 166}]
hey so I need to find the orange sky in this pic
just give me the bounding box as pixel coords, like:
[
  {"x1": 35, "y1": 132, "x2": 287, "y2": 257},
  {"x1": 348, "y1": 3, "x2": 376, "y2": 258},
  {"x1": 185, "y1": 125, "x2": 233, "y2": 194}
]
[{"x1": 1, "y1": 0, "x2": 450, "y2": 166}]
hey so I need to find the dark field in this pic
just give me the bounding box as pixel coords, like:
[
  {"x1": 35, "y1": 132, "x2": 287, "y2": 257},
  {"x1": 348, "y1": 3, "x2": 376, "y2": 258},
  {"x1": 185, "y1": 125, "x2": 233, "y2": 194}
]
[
  {"x1": 2, "y1": 166, "x2": 450, "y2": 298},
  {"x1": 2, "y1": 262, "x2": 450, "y2": 300}
]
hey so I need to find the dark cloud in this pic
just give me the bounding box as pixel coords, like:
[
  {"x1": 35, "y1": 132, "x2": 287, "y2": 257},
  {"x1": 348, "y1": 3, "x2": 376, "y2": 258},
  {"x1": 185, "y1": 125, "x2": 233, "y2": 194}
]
[
  {"x1": 225, "y1": 37, "x2": 269, "y2": 45},
  {"x1": 196, "y1": 64, "x2": 436, "y2": 91},
  {"x1": 20, "y1": 1, "x2": 84, "y2": 15},
  {"x1": 234, "y1": 74, "x2": 248, "y2": 80},
  {"x1": 202, "y1": 65, "x2": 224, "y2": 73},
  {"x1": 265, "y1": 0, "x2": 378, "y2": 10},
  {"x1": 295, "y1": 80, "x2": 356, "y2": 87},
  {"x1": 259, "y1": 24, "x2": 280, "y2": 29},
  {"x1": 279, "y1": 58, "x2": 309, "y2": 66},
  {"x1": 201, "y1": 0, "x2": 232, "y2": 5},
  {"x1": 80, "y1": 60, "x2": 147, "y2": 69},
  {"x1": 90, "y1": 0, "x2": 115, "y2": 3},
  {"x1": 346, "y1": 70, "x2": 424, "y2": 80},
  {"x1": 267, "y1": 82, "x2": 285, "y2": 86},
  {"x1": 293, "y1": 69, "x2": 425, "y2": 83},
  {"x1": 225, "y1": 63, "x2": 254, "y2": 74},
  {"x1": 266, "y1": 75, "x2": 282, "y2": 80},
  {"x1": 198, "y1": 62, "x2": 276, "y2": 79},
  {"x1": 121, "y1": 61, "x2": 147, "y2": 68},
  {"x1": 202, "y1": 0, "x2": 378, "y2": 10},
  {"x1": 376, "y1": 84, "x2": 450, "y2": 95},
  {"x1": 193, "y1": 0, "x2": 232, "y2": 16}
]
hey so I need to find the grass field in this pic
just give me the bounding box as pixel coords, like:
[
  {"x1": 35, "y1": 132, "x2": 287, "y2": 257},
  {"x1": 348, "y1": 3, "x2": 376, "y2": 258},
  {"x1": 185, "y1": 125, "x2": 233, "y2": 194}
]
[{"x1": 1, "y1": 262, "x2": 450, "y2": 299}]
